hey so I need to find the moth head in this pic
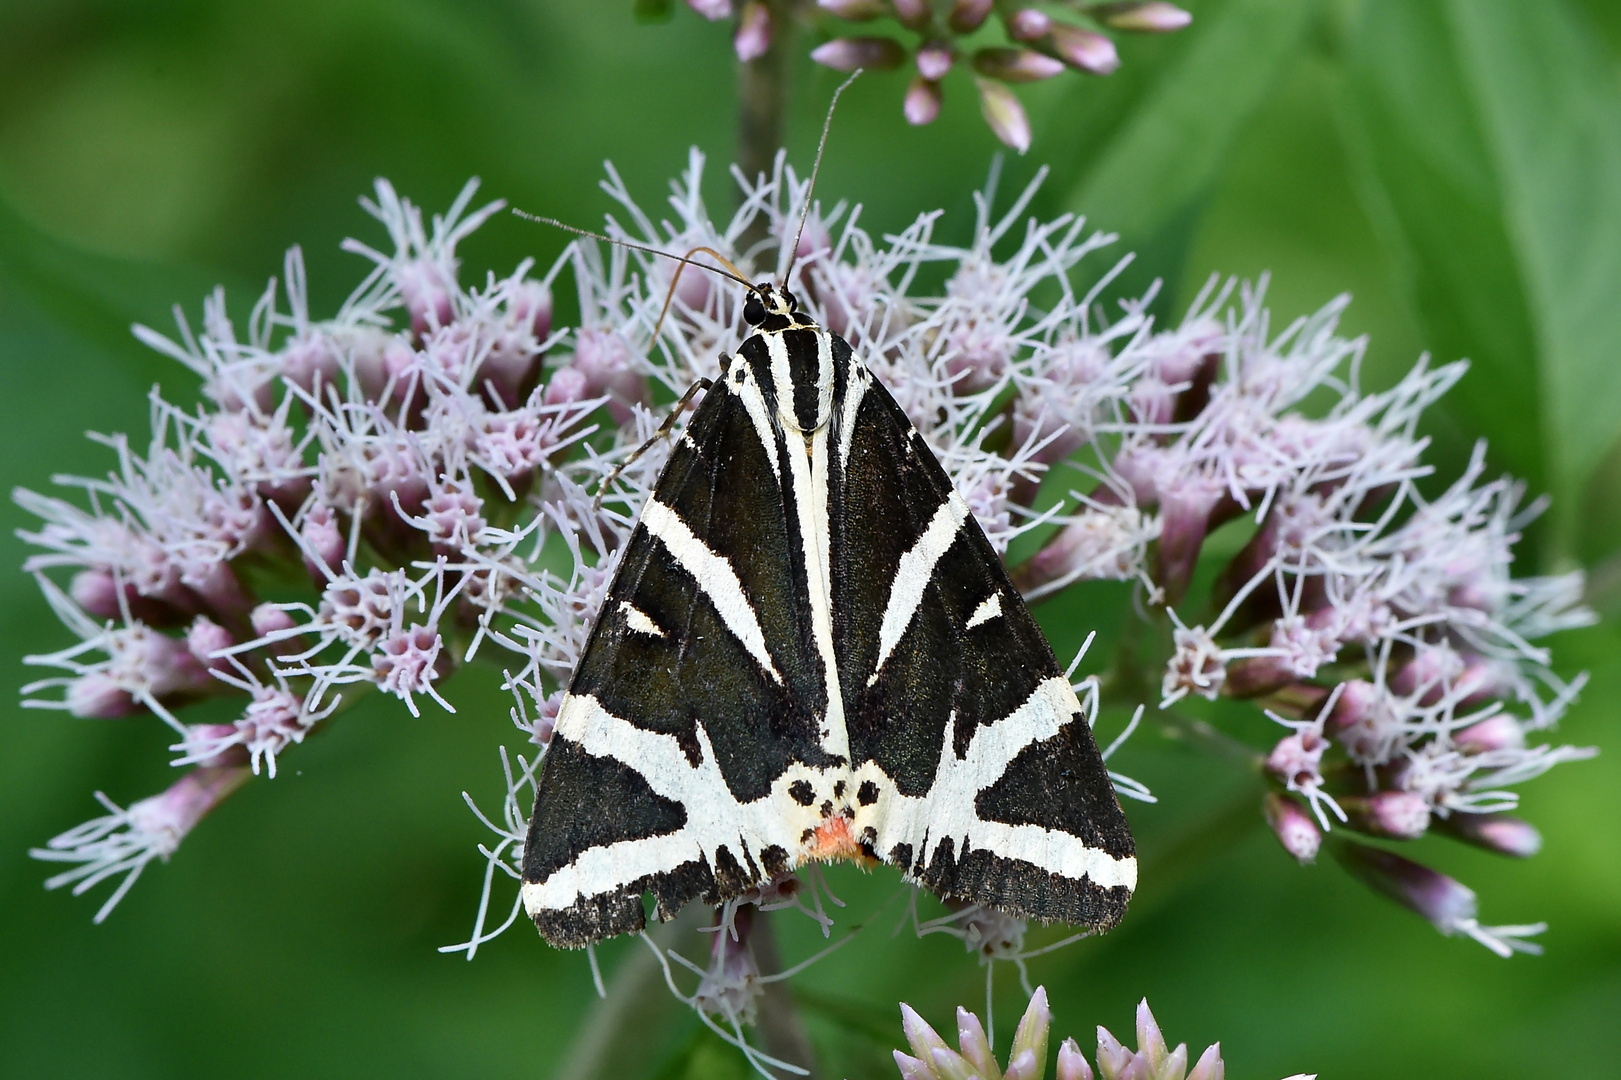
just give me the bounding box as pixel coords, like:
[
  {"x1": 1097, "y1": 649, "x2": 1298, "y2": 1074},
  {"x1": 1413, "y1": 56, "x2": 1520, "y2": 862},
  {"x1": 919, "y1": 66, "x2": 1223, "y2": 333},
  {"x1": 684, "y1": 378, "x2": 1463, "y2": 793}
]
[{"x1": 744, "y1": 283, "x2": 797, "y2": 326}]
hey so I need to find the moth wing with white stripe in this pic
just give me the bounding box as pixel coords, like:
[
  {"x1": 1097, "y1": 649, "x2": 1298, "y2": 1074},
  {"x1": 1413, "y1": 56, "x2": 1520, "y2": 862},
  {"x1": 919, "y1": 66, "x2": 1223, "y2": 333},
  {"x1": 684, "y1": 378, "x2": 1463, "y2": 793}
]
[
  {"x1": 830, "y1": 352, "x2": 1136, "y2": 931},
  {"x1": 522, "y1": 289, "x2": 1135, "y2": 948},
  {"x1": 520, "y1": 361, "x2": 838, "y2": 947}
]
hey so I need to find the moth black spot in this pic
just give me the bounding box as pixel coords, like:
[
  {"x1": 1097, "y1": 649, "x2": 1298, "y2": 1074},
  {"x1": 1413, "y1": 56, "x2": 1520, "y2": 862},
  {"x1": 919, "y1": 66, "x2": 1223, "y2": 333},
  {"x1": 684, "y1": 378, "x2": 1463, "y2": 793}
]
[
  {"x1": 801, "y1": 828, "x2": 816, "y2": 844},
  {"x1": 833, "y1": 780, "x2": 846, "y2": 798},
  {"x1": 857, "y1": 780, "x2": 879, "y2": 806},
  {"x1": 861, "y1": 825, "x2": 877, "y2": 843},
  {"x1": 889, "y1": 843, "x2": 913, "y2": 872},
  {"x1": 819, "y1": 800, "x2": 833, "y2": 819},
  {"x1": 788, "y1": 780, "x2": 815, "y2": 806},
  {"x1": 760, "y1": 845, "x2": 789, "y2": 877}
]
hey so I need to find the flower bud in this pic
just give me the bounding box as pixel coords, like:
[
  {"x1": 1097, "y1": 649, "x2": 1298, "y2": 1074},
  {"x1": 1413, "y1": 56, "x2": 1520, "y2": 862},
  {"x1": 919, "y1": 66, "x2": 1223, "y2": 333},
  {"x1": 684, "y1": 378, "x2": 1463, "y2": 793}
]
[
  {"x1": 181, "y1": 723, "x2": 250, "y2": 768},
  {"x1": 956, "y1": 1006, "x2": 996, "y2": 1077},
  {"x1": 1454, "y1": 713, "x2": 1526, "y2": 754},
  {"x1": 1013, "y1": 505, "x2": 1153, "y2": 596},
  {"x1": 1332, "y1": 838, "x2": 1478, "y2": 934},
  {"x1": 1434, "y1": 812, "x2": 1542, "y2": 858},
  {"x1": 1390, "y1": 643, "x2": 1465, "y2": 705},
  {"x1": 1223, "y1": 655, "x2": 1292, "y2": 699},
  {"x1": 543, "y1": 364, "x2": 592, "y2": 407},
  {"x1": 1008, "y1": 986, "x2": 1051, "y2": 1080},
  {"x1": 279, "y1": 332, "x2": 341, "y2": 393},
  {"x1": 816, "y1": 0, "x2": 884, "y2": 18},
  {"x1": 512, "y1": 277, "x2": 557, "y2": 340},
  {"x1": 301, "y1": 504, "x2": 346, "y2": 581},
  {"x1": 973, "y1": 47, "x2": 1066, "y2": 83},
  {"x1": 569, "y1": 327, "x2": 651, "y2": 425},
  {"x1": 892, "y1": 0, "x2": 931, "y2": 29},
  {"x1": 904, "y1": 76, "x2": 943, "y2": 126},
  {"x1": 1153, "y1": 475, "x2": 1223, "y2": 604},
  {"x1": 1097, "y1": 1024, "x2": 1132, "y2": 1078},
  {"x1": 1058, "y1": 1038, "x2": 1096, "y2": 1080},
  {"x1": 397, "y1": 260, "x2": 457, "y2": 338},
  {"x1": 251, "y1": 603, "x2": 299, "y2": 638},
  {"x1": 1188, "y1": 1043, "x2": 1225, "y2": 1080},
  {"x1": 137, "y1": 764, "x2": 252, "y2": 850},
  {"x1": 66, "y1": 673, "x2": 140, "y2": 719},
  {"x1": 1136, "y1": 999, "x2": 1180, "y2": 1073},
  {"x1": 1265, "y1": 792, "x2": 1322, "y2": 863},
  {"x1": 186, "y1": 616, "x2": 235, "y2": 674},
  {"x1": 71, "y1": 568, "x2": 123, "y2": 620},
  {"x1": 685, "y1": 0, "x2": 732, "y2": 19},
  {"x1": 1100, "y1": 1, "x2": 1192, "y2": 33},
  {"x1": 189, "y1": 560, "x2": 252, "y2": 622},
  {"x1": 373, "y1": 624, "x2": 446, "y2": 713},
  {"x1": 809, "y1": 36, "x2": 905, "y2": 72},
  {"x1": 734, "y1": 0, "x2": 771, "y2": 62},
  {"x1": 916, "y1": 42, "x2": 955, "y2": 81},
  {"x1": 1321, "y1": 679, "x2": 1379, "y2": 734},
  {"x1": 948, "y1": 0, "x2": 994, "y2": 34},
  {"x1": 893, "y1": 1052, "x2": 932, "y2": 1080},
  {"x1": 1341, "y1": 791, "x2": 1431, "y2": 840},
  {"x1": 1007, "y1": 8, "x2": 1052, "y2": 42},
  {"x1": 1051, "y1": 24, "x2": 1120, "y2": 74},
  {"x1": 899, "y1": 1003, "x2": 953, "y2": 1067},
  {"x1": 70, "y1": 568, "x2": 188, "y2": 627},
  {"x1": 975, "y1": 78, "x2": 1032, "y2": 153}
]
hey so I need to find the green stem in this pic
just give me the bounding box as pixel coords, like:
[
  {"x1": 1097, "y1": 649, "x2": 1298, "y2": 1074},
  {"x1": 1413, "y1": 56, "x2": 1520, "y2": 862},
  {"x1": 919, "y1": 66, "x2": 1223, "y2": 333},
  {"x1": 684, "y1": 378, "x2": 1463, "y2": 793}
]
[
  {"x1": 552, "y1": 908, "x2": 706, "y2": 1080},
  {"x1": 737, "y1": 0, "x2": 793, "y2": 253},
  {"x1": 752, "y1": 908, "x2": 823, "y2": 1079}
]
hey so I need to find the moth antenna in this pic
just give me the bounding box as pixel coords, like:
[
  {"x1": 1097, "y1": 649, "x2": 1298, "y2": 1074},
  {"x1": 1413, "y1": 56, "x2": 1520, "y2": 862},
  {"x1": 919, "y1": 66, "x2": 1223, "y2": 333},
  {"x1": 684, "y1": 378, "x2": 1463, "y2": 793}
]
[
  {"x1": 784, "y1": 69, "x2": 862, "y2": 286},
  {"x1": 653, "y1": 245, "x2": 756, "y2": 342},
  {"x1": 511, "y1": 210, "x2": 755, "y2": 289}
]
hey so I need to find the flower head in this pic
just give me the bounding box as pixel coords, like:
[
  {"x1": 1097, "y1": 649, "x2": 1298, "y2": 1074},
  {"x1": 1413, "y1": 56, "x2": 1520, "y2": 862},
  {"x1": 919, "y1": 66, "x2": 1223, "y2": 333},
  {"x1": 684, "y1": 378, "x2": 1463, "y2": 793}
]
[
  {"x1": 894, "y1": 990, "x2": 1315, "y2": 1080},
  {"x1": 660, "y1": 0, "x2": 1191, "y2": 149}
]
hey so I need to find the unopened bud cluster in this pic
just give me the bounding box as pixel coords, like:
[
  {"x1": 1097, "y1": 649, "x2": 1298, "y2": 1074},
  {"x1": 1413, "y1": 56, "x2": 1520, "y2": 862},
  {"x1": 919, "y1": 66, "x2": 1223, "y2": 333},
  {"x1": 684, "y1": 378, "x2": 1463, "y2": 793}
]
[
  {"x1": 894, "y1": 988, "x2": 1316, "y2": 1080},
  {"x1": 676, "y1": 0, "x2": 1191, "y2": 152}
]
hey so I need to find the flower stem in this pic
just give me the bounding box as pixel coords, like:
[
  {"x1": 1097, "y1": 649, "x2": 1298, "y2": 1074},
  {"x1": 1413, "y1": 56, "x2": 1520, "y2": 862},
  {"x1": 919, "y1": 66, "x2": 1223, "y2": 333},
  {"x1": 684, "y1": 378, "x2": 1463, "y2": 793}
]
[
  {"x1": 751, "y1": 908, "x2": 822, "y2": 1078},
  {"x1": 737, "y1": 0, "x2": 792, "y2": 252},
  {"x1": 552, "y1": 908, "x2": 705, "y2": 1080}
]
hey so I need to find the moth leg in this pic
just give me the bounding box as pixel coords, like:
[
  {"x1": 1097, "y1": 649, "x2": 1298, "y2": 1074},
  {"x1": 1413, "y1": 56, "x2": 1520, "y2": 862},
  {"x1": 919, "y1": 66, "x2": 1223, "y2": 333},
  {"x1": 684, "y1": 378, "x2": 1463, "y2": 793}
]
[{"x1": 594, "y1": 376, "x2": 714, "y2": 510}]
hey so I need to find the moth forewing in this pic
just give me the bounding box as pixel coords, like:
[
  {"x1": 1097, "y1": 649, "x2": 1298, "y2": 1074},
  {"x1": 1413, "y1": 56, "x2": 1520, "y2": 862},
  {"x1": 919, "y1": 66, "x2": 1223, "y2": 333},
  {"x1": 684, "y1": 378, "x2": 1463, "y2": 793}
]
[{"x1": 521, "y1": 285, "x2": 1135, "y2": 948}]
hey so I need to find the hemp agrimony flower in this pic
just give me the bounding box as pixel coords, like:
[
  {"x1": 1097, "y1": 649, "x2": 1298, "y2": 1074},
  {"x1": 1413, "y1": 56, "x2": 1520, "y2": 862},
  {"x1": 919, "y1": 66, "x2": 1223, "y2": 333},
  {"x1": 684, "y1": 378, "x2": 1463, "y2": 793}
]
[
  {"x1": 18, "y1": 139, "x2": 1589, "y2": 993},
  {"x1": 673, "y1": 0, "x2": 1191, "y2": 152}
]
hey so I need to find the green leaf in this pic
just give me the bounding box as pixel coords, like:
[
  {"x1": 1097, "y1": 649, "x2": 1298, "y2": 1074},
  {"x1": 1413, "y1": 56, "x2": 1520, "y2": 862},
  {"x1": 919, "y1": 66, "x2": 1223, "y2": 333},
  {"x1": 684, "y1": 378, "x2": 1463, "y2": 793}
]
[
  {"x1": 1446, "y1": 0, "x2": 1621, "y2": 561},
  {"x1": 1063, "y1": 0, "x2": 1312, "y2": 300},
  {"x1": 1335, "y1": 0, "x2": 1546, "y2": 494}
]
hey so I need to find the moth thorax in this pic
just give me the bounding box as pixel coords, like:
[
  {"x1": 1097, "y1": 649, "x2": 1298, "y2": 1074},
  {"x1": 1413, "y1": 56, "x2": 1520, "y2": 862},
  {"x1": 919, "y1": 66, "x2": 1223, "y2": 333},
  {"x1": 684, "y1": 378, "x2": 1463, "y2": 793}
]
[{"x1": 778, "y1": 339, "x2": 835, "y2": 435}]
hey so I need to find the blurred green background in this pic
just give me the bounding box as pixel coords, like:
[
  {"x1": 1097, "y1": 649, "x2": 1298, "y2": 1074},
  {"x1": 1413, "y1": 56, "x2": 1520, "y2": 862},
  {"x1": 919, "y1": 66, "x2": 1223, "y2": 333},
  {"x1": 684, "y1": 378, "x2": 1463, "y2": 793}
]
[{"x1": 2, "y1": 0, "x2": 1618, "y2": 1077}]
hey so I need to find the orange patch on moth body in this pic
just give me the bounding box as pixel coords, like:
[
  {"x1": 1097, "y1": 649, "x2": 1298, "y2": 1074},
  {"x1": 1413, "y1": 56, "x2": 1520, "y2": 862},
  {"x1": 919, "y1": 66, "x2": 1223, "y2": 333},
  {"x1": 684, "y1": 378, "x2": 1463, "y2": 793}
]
[{"x1": 800, "y1": 815, "x2": 877, "y2": 868}]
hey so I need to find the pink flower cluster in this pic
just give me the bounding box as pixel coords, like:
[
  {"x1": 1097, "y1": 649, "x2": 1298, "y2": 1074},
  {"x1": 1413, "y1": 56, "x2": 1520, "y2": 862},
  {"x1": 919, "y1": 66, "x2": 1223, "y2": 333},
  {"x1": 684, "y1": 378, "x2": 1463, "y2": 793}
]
[
  {"x1": 19, "y1": 148, "x2": 1590, "y2": 977},
  {"x1": 676, "y1": 0, "x2": 1190, "y2": 152}
]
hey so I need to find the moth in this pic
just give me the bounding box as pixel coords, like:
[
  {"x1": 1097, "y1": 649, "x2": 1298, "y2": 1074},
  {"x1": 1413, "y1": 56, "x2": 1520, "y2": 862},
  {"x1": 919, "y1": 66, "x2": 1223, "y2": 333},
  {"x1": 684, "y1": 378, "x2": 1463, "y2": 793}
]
[{"x1": 519, "y1": 275, "x2": 1137, "y2": 948}]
